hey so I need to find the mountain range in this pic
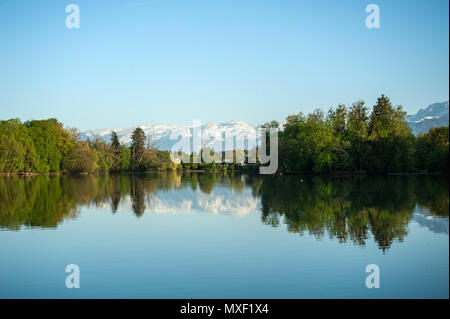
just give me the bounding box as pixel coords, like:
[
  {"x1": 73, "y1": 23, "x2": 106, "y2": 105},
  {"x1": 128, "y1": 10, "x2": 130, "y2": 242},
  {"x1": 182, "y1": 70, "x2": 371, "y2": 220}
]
[
  {"x1": 81, "y1": 120, "x2": 259, "y2": 152},
  {"x1": 407, "y1": 101, "x2": 449, "y2": 135},
  {"x1": 80, "y1": 101, "x2": 449, "y2": 150}
]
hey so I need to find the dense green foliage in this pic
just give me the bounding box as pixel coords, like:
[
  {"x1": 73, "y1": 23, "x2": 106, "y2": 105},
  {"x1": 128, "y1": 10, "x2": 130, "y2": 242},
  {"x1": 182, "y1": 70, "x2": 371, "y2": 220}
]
[
  {"x1": 0, "y1": 121, "x2": 176, "y2": 174},
  {"x1": 0, "y1": 95, "x2": 448, "y2": 175},
  {"x1": 415, "y1": 126, "x2": 449, "y2": 174},
  {"x1": 271, "y1": 95, "x2": 448, "y2": 174},
  {"x1": 0, "y1": 119, "x2": 73, "y2": 174}
]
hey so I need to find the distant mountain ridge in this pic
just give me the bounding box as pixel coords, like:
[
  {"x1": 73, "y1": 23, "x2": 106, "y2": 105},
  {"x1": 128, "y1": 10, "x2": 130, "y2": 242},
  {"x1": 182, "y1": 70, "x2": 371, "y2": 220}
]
[
  {"x1": 81, "y1": 120, "x2": 259, "y2": 151},
  {"x1": 80, "y1": 101, "x2": 449, "y2": 150},
  {"x1": 407, "y1": 101, "x2": 449, "y2": 135}
]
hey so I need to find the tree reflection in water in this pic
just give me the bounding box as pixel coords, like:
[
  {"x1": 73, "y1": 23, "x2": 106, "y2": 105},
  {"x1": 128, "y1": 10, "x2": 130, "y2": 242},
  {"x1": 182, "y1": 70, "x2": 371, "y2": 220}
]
[{"x1": 0, "y1": 172, "x2": 448, "y2": 252}]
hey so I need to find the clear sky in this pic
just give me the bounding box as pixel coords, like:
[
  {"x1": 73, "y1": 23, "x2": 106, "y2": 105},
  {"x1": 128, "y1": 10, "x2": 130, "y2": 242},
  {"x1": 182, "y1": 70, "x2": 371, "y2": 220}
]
[{"x1": 0, "y1": 0, "x2": 448, "y2": 130}]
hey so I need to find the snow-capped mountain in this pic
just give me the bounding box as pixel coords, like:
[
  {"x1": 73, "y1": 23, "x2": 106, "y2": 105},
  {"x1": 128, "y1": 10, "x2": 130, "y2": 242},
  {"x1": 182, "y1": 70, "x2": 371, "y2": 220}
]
[
  {"x1": 80, "y1": 101, "x2": 449, "y2": 148},
  {"x1": 80, "y1": 120, "x2": 260, "y2": 151},
  {"x1": 407, "y1": 101, "x2": 449, "y2": 135}
]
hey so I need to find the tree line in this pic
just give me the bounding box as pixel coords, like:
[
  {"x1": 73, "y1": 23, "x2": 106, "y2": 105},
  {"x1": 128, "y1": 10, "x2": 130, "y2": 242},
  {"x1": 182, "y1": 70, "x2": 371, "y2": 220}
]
[
  {"x1": 265, "y1": 94, "x2": 448, "y2": 174},
  {"x1": 0, "y1": 119, "x2": 177, "y2": 174},
  {"x1": 0, "y1": 95, "x2": 448, "y2": 175}
]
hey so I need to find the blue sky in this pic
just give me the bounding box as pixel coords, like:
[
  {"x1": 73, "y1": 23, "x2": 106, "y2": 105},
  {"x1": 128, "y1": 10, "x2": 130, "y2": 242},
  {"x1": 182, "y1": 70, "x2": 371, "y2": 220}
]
[{"x1": 0, "y1": 0, "x2": 448, "y2": 130}]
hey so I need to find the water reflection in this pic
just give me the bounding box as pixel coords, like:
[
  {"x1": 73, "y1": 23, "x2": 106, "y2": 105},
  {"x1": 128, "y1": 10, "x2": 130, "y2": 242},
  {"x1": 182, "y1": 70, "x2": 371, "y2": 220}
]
[
  {"x1": 258, "y1": 175, "x2": 448, "y2": 251},
  {"x1": 0, "y1": 173, "x2": 448, "y2": 252}
]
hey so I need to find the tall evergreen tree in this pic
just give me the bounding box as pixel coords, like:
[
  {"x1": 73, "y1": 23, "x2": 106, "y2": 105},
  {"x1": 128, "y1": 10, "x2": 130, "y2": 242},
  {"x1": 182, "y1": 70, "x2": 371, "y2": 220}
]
[
  {"x1": 369, "y1": 94, "x2": 394, "y2": 138},
  {"x1": 367, "y1": 95, "x2": 415, "y2": 173},
  {"x1": 347, "y1": 100, "x2": 369, "y2": 170},
  {"x1": 110, "y1": 131, "x2": 121, "y2": 171},
  {"x1": 130, "y1": 127, "x2": 146, "y2": 171},
  {"x1": 328, "y1": 104, "x2": 347, "y2": 139}
]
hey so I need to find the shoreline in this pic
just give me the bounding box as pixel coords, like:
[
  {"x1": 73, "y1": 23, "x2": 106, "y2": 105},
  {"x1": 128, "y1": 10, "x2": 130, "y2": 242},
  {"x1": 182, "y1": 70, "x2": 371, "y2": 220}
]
[{"x1": 0, "y1": 170, "x2": 446, "y2": 177}]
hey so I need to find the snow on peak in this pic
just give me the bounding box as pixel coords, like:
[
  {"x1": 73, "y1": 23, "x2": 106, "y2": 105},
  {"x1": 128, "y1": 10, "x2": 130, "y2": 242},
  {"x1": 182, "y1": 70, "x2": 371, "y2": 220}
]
[
  {"x1": 80, "y1": 120, "x2": 261, "y2": 151},
  {"x1": 407, "y1": 101, "x2": 449, "y2": 135}
]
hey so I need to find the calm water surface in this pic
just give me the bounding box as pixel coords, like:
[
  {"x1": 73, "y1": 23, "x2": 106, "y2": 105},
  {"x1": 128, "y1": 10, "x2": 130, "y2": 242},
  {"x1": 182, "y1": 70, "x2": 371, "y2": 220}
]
[{"x1": 0, "y1": 173, "x2": 448, "y2": 298}]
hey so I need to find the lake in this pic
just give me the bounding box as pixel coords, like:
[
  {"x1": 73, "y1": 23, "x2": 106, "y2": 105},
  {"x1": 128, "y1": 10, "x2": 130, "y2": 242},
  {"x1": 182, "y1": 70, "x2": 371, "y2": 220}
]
[{"x1": 0, "y1": 173, "x2": 448, "y2": 298}]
